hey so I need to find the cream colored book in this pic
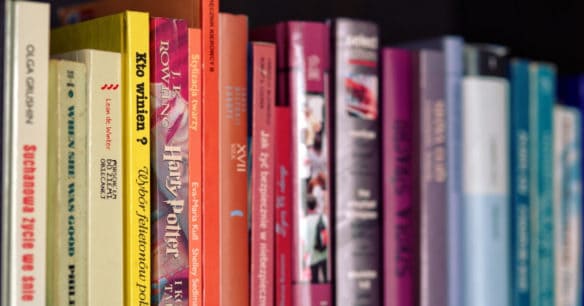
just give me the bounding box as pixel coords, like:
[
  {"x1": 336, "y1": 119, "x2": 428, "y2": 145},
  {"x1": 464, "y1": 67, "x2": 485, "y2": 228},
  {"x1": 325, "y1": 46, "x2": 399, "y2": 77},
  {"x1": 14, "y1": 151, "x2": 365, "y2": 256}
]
[
  {"x1": 47, "y1": 59, "x2": 88, "y2": 306},
  {"x1": 56, "y1": 49, "x2": 123, "y2": 306}
]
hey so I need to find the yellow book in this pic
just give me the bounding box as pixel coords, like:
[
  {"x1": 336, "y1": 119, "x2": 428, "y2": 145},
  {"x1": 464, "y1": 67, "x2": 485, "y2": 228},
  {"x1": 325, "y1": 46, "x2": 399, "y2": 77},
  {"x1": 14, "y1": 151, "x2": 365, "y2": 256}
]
[{"x1": 51, "y1": 11, "x2": 151, "y2": 306}]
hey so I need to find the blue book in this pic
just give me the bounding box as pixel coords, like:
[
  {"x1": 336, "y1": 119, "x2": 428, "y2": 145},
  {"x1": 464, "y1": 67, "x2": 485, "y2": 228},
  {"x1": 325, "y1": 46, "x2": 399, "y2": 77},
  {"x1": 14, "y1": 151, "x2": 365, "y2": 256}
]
[
  {"x1": 510, "y1": 59, "x2": 531, "y2": 306},
  {"x1": 402, "y1": 36, "x2": 464, "y2": 306},
  {"x1": 530, "y1": 63, "x2": 556, "y2": 306}
]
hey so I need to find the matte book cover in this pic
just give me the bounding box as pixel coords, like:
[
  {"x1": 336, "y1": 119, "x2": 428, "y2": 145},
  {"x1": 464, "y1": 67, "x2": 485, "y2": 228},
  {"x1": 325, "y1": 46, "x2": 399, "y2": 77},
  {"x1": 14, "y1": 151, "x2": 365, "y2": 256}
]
[
  {"x1": 330, "y1": 18, "x2": 381, "y2": 306},
  {"x1": 381, "y1": 48, "x2": 419, "y2": 306},
  {"x1": 150, "y1": 17, "x2": 189, "y2": 306}
]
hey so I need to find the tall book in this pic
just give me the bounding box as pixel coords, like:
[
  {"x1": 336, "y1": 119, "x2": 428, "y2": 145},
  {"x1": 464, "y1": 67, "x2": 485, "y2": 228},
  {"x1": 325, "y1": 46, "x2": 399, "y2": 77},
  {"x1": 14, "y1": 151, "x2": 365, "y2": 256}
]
[
  {"x1": 51, "y1": 11, "x2": 152, "y2": 305},
  {"x1": 529, "y1": 63, "x2": 556, "y2": 306},
  {"x1": 510, "y1": 59, "x2": 531, "y2": 306},
  {"x1": 553, "y1": 105, "x2": 582, "y2": 306},
  {"x1": 249, "y1": 42, "x2": 276, "y2": 306},
  {"x1": 329, "y1": 18, "x2": 381, "y2": 306},
  {"x1": 253, "y1": 21, "x2": 332, "y2": 306},
  {"x1": 150, "y1": 17, "x2": 189, "y2": 306},
  {"x1": 188, "y1": 27, "x2": 203, "y2": 306},
  {"x1": 418, "y1": 50, "x2": 447, "y2": 306},
  {"x1": 56, "y1": 49, "x2": 124, "y2": 306},
  {"x1": 401, "y1": 36, "x2": 464, "y2": 306},
  {"x1": 1, "y1": 2, "x2": 49, "y2": 304},
  {"x1": 214, "y1": 13, "x2": 249, "y2": 306},
  {"x1": 462, "y1": 45, "x2": 510, "y2": 306},
  {"x1": 381, "y1": 48, "x2": 419, "y2": 306},
  {"x1": 47, "y1": 59, "x2": 88, "y2": 306}
]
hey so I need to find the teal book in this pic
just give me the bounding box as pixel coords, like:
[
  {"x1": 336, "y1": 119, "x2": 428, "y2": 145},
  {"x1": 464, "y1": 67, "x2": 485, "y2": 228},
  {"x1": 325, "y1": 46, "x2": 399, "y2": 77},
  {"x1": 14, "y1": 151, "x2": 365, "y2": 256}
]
[
  {"x1": 510, "y1": 59, "x2": 531, "y2": 306},
  {"x1": 529, "y1": 63, "x2": 555, "y2": 306}
]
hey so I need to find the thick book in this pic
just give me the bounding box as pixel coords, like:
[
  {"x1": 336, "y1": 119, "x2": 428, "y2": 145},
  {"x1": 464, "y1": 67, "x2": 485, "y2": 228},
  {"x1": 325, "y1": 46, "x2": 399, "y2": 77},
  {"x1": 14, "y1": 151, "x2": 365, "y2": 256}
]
[
  {"x1": 462, "y1": 45, "x2": 510, "y2": 306},
  {"x1": 401, "y1": 36, "x2": 464, "y2": 306},
  {"x1": 253, "y1": 21, "x2": 332, "y2": 306},
  {"x1": 51, "y1": 11, "x2": 152, "y2": 305},
  {"x1": 216, "y1": 13, "x2": 249, "y2": 306},
  {"x1": 150, "y1": 17, "x2": 189, "y2": 306},
  {"x1": 56, "y1": 49, "x2": 124, "y2": 306},
  {"x1": 381, "y1": 48, "x2": 419, "y2": 306},
  {"x1": 188, "y1": 27, "x2": 203, "y2": 306},
  {"x1": 2, "y1": 2, "x2": 49, "y2": 304},
  {"x1": 418, "y1": 50, "x2": 447, "y2": 306},
  {"x1": 249, "y1": 42, "x2": 276, "y2": 306},
  {"x1": 329, "y1": 18, "x2": 381, "y2": 306},
  {"x1": 529, "y1": 63, "x2": 556, "y2": 306},
  {"x1": 47, "y1": 59, "x2": 88, "y2": 306},
  {"x1": 510, "y1": 59, "x2": 531, "y2": 306},
  {"x1": 553, "y1": 105, "x2": 582, "y2": 306}
]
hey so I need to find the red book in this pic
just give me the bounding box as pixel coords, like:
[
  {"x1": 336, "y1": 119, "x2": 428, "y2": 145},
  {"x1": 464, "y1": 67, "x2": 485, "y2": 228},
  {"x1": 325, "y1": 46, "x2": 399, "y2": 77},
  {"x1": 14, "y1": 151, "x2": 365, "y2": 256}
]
[
  {"x1": 188, "y1": 27, "x2": 202, "y2": 306},
  {"x1": 249, "y1": 42, "x2": 276, "y2": 306}
]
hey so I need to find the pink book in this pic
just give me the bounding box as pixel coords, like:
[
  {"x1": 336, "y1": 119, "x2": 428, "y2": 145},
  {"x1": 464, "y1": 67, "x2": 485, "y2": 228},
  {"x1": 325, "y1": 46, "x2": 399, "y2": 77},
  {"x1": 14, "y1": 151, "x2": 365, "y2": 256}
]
[
  {"x1": 249, "y1": 42, "x2": 277, "y2": 306},
  {"x1": 150, "y1": 17, "x2": 190, "y2": 305}
]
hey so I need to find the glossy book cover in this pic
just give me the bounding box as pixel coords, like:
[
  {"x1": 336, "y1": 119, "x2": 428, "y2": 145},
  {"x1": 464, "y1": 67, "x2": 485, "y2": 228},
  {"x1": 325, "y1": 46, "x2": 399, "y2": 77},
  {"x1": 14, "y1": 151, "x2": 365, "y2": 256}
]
[{"x1": 150, "y1": 17, "x2": 189, "y2": 305}]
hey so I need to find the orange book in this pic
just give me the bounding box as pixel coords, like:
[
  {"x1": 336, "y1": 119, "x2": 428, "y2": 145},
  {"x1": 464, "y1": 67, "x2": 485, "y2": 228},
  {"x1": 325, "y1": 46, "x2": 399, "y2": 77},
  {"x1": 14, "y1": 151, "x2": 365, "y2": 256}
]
[
  {"x1": 216, "y1": 13, "x2": 250, "y2": 306},
  {"x1": 188, "y1": 28, "x2": 203, "y2": 306}
]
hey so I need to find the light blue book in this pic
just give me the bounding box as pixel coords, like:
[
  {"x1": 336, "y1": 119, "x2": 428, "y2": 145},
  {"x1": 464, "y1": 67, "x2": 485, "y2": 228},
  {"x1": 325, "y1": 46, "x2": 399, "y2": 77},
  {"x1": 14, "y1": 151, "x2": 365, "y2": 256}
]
[
  {"x1": 529, "y1": 63, "x2": 556, "y2": 306},
  {"x1": 510, "y1": 59, "x2": 531, "y2": 306}
]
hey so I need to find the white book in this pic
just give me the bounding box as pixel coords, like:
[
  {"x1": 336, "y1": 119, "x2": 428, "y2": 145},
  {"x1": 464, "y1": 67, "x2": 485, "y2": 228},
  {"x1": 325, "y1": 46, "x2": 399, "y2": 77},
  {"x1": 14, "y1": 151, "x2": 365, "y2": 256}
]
[
  {"x1": 56, "y1": 49, "x2": 123, "y2": 306},
  {"x1": 4, "y1": 1, "x2": 50, "y2": 305}
]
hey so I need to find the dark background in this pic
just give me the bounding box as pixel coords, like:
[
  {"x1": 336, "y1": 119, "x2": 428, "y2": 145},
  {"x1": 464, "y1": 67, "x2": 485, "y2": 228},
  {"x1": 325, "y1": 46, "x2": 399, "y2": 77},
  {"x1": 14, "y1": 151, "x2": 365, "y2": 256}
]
[{"x1": 52, "y1": 0, "x2": 584, "y2": 73}]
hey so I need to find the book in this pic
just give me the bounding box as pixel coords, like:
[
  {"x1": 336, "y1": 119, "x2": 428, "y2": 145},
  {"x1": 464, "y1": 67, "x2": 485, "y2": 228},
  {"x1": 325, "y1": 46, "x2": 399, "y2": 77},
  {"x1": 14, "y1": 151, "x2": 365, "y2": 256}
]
[
  {"x1": 253, "y1": 21, "x2": 332, "y2": 306},
  {"x1": 553, "y1": 105, "x2": 582, "y2": 306},
  {"x1": 329, "y1": 18, "x2": 381, "y2": 306},
  {"x1": 401, "y1": 36, "x2": 464, "y2": 306},
  {"x1": 150, "y1": 17, "x2": 189, "y2": 306},
  {"x1": 529, "y1": 63, "x2": 556, "y2": 306},
  {"x1": 462, "y1": 45, "x2": 510, "y2": 306},
  {"x1": 418, "y1": 50, "x2": 447, "y2": 306},
  {"x1": 55, "y1": 49, "x2": 124, "y2": 306},
  {"x1": 510, "y1": 59, "x2": 531, "y2": 306},
  {"x1": 0, "y1": 0, "x2": 10, "y2": 299},
  {"x1": 47, "y1": 59, "x2": 88, "y2": 306},
  {"x1": 51, "y1": 11, "x2": 152, "y2": 305},
  {"x1": 1, "y1": 2, "x2": 50, "y2": 304},
  {"x1": 249, "y1": 41, "x2": 276, "y2": 306},
  {"x1": 381, "y1": 48, "x2": 419, "y2": 306},
  {"x1": 188, "y1": 27, "x2": 203, "y2": 306},
  {"x1": 216, "y1": 13, "x2": 249, "y2": 306}
]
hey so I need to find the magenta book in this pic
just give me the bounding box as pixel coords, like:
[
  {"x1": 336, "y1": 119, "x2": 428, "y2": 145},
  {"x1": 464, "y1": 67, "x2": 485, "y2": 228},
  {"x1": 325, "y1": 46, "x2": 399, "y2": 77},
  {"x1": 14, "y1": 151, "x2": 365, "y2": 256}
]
[
  {"x1": 381, "y1": 48, "x2": 420, "y2": 306},
  {"x1": 249, "y1": 42, "x2": 277, "y2": 306},
  {"x1": 253, "y1": 22, "x2": 332, "y2": 306},
  {"x1": 150, "y1": 17, "x2": 190, "y2": 305}
]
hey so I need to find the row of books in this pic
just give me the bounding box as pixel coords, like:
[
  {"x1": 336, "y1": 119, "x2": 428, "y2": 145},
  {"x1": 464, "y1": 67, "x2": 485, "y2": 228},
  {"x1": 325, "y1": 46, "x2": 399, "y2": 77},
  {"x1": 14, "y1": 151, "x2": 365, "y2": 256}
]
[{"x1": 2, "y1": 0, "x2": 583, "y2": 306}]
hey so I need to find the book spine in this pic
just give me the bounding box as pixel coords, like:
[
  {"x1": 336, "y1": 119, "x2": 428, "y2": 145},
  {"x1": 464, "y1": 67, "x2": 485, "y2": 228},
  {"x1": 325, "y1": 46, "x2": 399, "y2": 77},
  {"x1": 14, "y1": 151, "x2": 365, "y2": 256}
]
[
  {"x1": 123, "y1": 11, "x2": 152, "y2": 306},
  {"x1": 283, "y1": 22, "x2": 332, "y2": 306},
  {"x1": 419, "y1": 50, "x2": 447, "y2": 306},
  {"x1": 150, "y1": 17, "x2": 189, "y2": 306},
  {"x1": 553, "y1": 106, "x2": 582, "y2": 306},
  {"x1": 47, "y1": 60, "x2": 88, "y2": 306},
  {"x1": 0, "y1": 0, "x2": 10, "y2": 303},
  {"x1": 510, "y1": 60, "x2": 531, "y2": 306},
  {"x1": 188, "y1": 27, "x2": 203, "y2": 306},
  {"x1": 530, "y1": 64, "x2": 555, "y2": 306},
  {"x1": 331, "y1": 18, "x2": 381, "y2": 306},
  {"x1": 381, "y1": 48, "x2": 419, "y2": 306},
  {"x1": 217, "y1": 13, "x2": 249, "y2": 306},
  {"x1": 201, "y1": 0, "x2": 220, "y2": 304},
  {"x1": 250, "y1": 42, "x2": 276, "y2": 306},
  {"x1": 462, "y1": 48, "x2": 510, "y2": 306},
  {"x1": 7, "y1": 2, "x2": 49, "y2": 304}
]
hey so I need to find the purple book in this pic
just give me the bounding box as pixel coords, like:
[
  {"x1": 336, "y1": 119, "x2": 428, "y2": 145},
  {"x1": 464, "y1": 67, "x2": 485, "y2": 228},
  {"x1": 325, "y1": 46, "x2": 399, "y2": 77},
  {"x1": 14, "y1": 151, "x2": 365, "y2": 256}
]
[
  {"x1": 150, "y1": 17, "x2": 190, "y2": 305},
  {"x1": 329, "y1": 18, "x2": 381, "y2": 306},
  {"x1": 381, "y1": 48, "x2": 419, "y2": 306},
  {"x1": 253, "y1": 22, "x2": 332, "y2": 306},
  {"x1": 418, "y1": 50, "x2": 447, "y2": 306}
]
